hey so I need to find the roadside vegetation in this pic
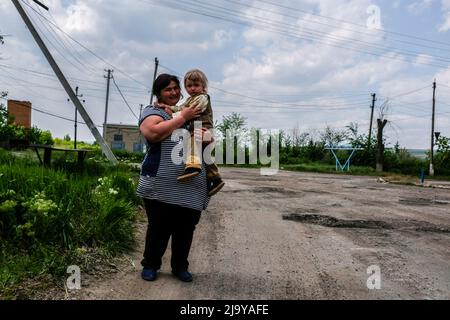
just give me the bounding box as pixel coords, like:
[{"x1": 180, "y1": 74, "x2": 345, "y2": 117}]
[
  {"x1": 215, "y1": 113, "x2": 450, "y2": 180},
  {"x1": 0, "y1": 148, "x2": 140, "y2": 299}
]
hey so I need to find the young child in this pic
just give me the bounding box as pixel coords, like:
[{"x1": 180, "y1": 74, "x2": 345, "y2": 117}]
[{"x1": 159, "y1": 69, "x2": 225, "y2": 197}]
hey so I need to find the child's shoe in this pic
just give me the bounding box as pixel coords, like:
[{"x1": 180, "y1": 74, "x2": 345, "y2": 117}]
[
  {"x1": 177, "y1": 167, "x2": 201, "y2": 182},
  {"x1": 208, "y1": 178, "x2": 225, "y2": 196}
]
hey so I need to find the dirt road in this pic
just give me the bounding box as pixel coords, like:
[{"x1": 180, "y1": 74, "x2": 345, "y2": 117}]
[{"x1": 75, "y1": 168, "x2": 450, "y2": 300}]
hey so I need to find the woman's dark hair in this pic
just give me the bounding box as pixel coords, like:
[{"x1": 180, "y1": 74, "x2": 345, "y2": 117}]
[{"x1": 152, "y1": 74, "x2": 180, "y2": 100}]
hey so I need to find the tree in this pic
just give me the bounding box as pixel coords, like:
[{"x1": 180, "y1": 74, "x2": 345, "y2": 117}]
[
  {"x1": 435, "y1": 136, "x2": 450, "y2": 175},
  {"x1": 0, "y1": 103, "x2": 17, "y2": 142},
  {"x1": 0, "y1": 103, "x2": 8, "y2": 126},
  {"x1": 1, "y1": 103, "x2": 54, "y2": 145},
  {"x1": 291, "y1": 123, "x2": 309, "y2": 147},
  {"x1": 375, "y1": 100, "x2": 390, "y2": 172},
  {"x1": 216, "y1": 112, "x2": 247, "y2": 139},
  {"x1": 0, "y1": 32, "x2": 4, "y2": 61},
  {"x1": 64, "y1": 134, "x2": 71, "y2": 141},
  {"x1": 320, "y1": 126, "x2": 348, "y2": 147},
  {"x1": 215, "y1": 113, "x2": 248, "y2": 164}
]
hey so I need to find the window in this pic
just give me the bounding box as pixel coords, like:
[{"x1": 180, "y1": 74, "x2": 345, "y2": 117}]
[
  {"x1": 133, "y1": 143, "x2": 143, "y2": 153},
  {"x1": 112, "y1": 142, "x2": 125, "y2": 150},
  {"x1": 114, "y1": 134, "x2": 123, "y2": 141}
]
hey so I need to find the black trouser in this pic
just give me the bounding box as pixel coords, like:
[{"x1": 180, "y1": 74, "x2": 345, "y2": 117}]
[{"x1": 141, "y1": 199, "x2": 201, "y2": 272}]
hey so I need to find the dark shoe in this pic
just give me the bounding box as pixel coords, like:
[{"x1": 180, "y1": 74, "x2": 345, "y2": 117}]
[
  {"x1": 172, "y1": 270, "x2": 193, "y2": 282},
  {"x1": 208, "y1": 179, "x2": 225, "y2": 196},
  {"x1": 177, "y1": 167, "x2": 201, "y2": 182},
  {"x1": 141, "y1": 268, "x2": 157, "y2": 281}
]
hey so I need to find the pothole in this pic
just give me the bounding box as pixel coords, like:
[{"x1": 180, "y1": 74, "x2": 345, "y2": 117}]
[
  {"x1": 282, "y1": 213, "x2": 392, "y2": 229},
  {"x1": 283, "y1": 213, "x2": 450, "y2": 234},
  {"x1": 254, "y1": 187, "x2": 298, "y2": 196},
  {"x1": 399, "y1": 197, "x2": 450, "y2": 206}
]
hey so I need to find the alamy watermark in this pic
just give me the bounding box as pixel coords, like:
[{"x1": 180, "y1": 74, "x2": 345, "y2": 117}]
[
  {"x1": 366, "y1": 265, "x2": 381, "y2": 290},
  {"x1": 66, "y1": 265, "x2": 81, "y2": 290},
  {"x1": 367, "y1": 5, "x2": 382, "y2": 30},
  {"x1": 170, "y1": 122, "x2": 280, "y2": 176}
]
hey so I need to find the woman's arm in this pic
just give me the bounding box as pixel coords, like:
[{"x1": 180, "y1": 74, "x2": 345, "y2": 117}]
[
  {"x1": 140, "y1": 106, "x2": 202, "y2": 143},
  {"x1": 140, "y1": 115, "x2": 184, "y2": 143}
]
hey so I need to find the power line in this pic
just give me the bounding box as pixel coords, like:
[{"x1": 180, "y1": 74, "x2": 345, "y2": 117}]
[
  {"x1": 217, "y1": 0, "x2": 450, "y2": 62},
  {"x1": 144, "y1": 0, "x2": 450, "y2": 68},
  {"x1": 225, "y1": 0, "x2": 450, "y2": 54},
  {"x1": 385, "y1": 85, "x2": 431, "y2": 99},
  {"x1": 32, "y1": 0, "x2": 97, "y2": 74},
  {"x1": 0, "y1": 96, "x2": 103, "y2": 127},
  {"x1": 0, "y1": 63, "x2": 149, "y2": 97},
  {"x1": 160, "y1": 62, "x2": 435, "y2": 113},
  {"x1": 111, "y1": 75, "x2": 139, "y2": 120},
  {"x1": 41, "y1": 2, "x2": 104, "y2": 75},
  {"x1": 22, "y1": 3, "x2": 91, "y2": 75},
  {"x1": 20, "y1": 0, "x2": 151, "y2": 90},
  {"x1": 251, "y1": 0, "x2": 450, "y2": 48},
  {"x1": 159, "y1": 63, "x2": 372, "y2": 108}
]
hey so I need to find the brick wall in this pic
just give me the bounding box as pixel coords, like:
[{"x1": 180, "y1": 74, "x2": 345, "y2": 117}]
[{"x1": 7, "y1": 100, "x2": 32, "y2": 128}]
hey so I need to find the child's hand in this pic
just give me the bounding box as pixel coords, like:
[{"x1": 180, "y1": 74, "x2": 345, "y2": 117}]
[
  {"x1": 194, "y1": 128, "x2": 214, "y2": 144},
  {"x1": 180, "y1": 105, "x2": 202, "y2": 121}
]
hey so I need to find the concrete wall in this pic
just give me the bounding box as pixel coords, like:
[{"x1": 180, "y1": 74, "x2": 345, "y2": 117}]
[{"x1": 105, "y1": 124, "x2": 144, "y2": 153}]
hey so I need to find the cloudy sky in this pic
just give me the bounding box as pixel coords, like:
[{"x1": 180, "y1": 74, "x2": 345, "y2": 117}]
[{"x1": 1, "y1": 0, "x2": 450, "y2": 149}]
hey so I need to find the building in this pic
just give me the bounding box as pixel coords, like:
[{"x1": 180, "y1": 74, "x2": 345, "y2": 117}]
[
  {"x1": 104, "y1": 123, "x2": 144, "y2": 153},
  {"x1": 7, "y1": 100, "x2": 32, "y2": 128}
]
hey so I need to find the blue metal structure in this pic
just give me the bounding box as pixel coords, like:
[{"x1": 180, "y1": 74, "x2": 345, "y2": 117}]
[{"x1": 325, "y1": 147, "x2": 364, "y2": 171}]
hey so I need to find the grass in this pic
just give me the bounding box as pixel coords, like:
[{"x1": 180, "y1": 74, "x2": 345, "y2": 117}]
[
  {"x1": 0, "y1": 148, "x2": 141, "y2": 299},
  {"x1": 219, "y1": 162, "x2": 450, "y2": 183},
  {"x1": 281, "y1": 163, "x2": 376, "y2": 176}
]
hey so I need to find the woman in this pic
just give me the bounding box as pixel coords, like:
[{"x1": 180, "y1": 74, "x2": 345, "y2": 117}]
[{"x1": 137, "y1": 74, "x2": 210, "y2": 282}]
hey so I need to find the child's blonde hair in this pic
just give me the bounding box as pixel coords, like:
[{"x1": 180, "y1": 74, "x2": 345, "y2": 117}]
[{"x1": 184, "y1": 69, "x2": 208, "y2": 93}]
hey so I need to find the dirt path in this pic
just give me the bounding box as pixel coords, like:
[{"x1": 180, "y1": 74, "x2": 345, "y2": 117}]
[{"x1": 72, "y1": 168, "x2": 450, "y2": 300}]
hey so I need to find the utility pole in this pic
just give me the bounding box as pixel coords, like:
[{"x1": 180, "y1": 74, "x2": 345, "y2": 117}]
[
  {"x1": 103, "y1": 69, "x2": 113, "y2": 139},
  {"x1": 72, "y1": 86, "x2": 85, "y2": 149},
  {"x1": 11, "y1": 0, "x2": 118, "y2": 164},
  {"x1": 138, "y1": 103, "x2": 144, "y2": 152},
  {"x1": 368, "y1": 93, "x2": 376, "y2": 146},
  {"x1": 430, "y1": 80, "x2": 437, "y2": 176},
  {"x1": 149, "y1": 57, "x2": 159, "y2": 105}
]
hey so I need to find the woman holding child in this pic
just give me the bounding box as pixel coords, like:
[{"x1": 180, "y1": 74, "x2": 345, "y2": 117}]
[{"x1": 136, "y1": 72, "x2": 220, "y2": 283}]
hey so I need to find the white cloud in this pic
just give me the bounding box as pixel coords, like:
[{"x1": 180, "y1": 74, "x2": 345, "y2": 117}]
[
  {"x1": 392, "y1": 1, "x2": 402, "y2": 9},
  {"x1": 438, "y1": 11, "x2": 450, "y2": 31},
  {"x1": 414, "y1": 54, "x2": 435, "y2": 66},
  {"x1": 438, "y1": 0, "x2": 450, "y2": 31},
  {"x1": 199, "y1": 30, "x2": 233, "y2": 50},
  {"x1": 64, "y1": 2, "x2": 100, "y2": 34},
  {"x1": 407, "y1": 0, "x2": 433, "y2": 14}
]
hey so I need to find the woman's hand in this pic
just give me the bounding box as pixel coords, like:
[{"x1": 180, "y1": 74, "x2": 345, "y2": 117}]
[
  {"x1": 194, "y1": 128, "x2": 214, "y2": 145},
  {"x1": 180, "y1": 104, "x2": 202, "y2": 121}
]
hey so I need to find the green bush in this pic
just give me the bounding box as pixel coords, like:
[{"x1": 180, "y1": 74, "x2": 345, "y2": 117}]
[
  {"x1": 383, "y1": 149, "x2": 426, "y2": 175},
  {"x1": 0, "y1": 152, "x2": 140, "y2": 295},
  {"x1": 434, "y1": 136, "x2": 450, "y2": 176},
  {"x1": 113, "y1": 149, "x2": 145, "y2": 162}
]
